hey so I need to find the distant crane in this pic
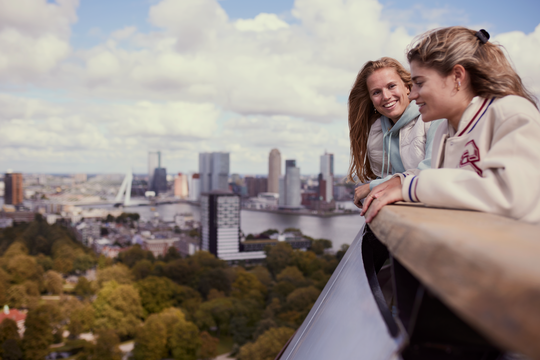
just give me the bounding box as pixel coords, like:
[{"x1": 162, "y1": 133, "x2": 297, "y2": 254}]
[{"x1": 114, "y1": 170, "x2": 133, "y2": 207}]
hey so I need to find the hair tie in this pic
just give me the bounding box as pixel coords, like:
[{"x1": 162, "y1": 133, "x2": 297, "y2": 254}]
[{"x1": 476, "y1": 29, "x2": 490, "y2": 44}]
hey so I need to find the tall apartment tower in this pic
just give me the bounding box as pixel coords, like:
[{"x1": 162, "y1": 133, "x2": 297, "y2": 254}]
[
  {"x1": 319, "y1": 152, "x2": 334, "y2": 202},
  {"x1": 279, "y1": 160, "x2": 301, "y2": 208},
  {"x1": 200, "y1": 191, "x2": 266, "y2": 261},
  {"x1": 174, "y1": 173, "x2": 189, "y2": 198},
  {"x1": 268, "y1": 149, "x2": 281, "y2": 193},
  {"x1": 199, "y1": 152, "x2": 230, "y2": 193},
  {"x1": 148, "y1": 151, "x2": 161, "y2": 189},
  {"x1": 189, "y1": 174, "x2": 201, "y2": 201},
  {"x1": 201, "y1": 191, "x2": 241, "y2": 259},
  {"x1": 4, "y1": 172, "x2": 23, "y2": 205}
]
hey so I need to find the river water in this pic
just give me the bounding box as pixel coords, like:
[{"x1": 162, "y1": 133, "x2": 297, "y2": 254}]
[{"x1": 119, "y1": 201, "x2": 364, "y2": 251}]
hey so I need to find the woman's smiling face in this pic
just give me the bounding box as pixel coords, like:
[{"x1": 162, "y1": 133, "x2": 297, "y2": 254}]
[
  {"x1": 366, "y1": 67, "x2": 410, "y2": 123},
  {"x1": 409, "y1": 60, "x2": 455, "y2": 123}
]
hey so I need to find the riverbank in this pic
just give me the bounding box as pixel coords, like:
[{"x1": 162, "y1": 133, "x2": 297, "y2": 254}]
[{"x1": 241, "y1": 207, "x2": 360, "y2": 218}]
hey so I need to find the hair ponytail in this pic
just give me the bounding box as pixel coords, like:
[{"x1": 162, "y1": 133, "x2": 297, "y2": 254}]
[{"x1": 406, "y1": 26, "x2": 537, "y2": 108}]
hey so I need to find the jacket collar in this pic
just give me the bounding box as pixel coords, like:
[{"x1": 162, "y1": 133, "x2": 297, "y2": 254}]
[
  {"x1": 380, "y1": 101, "x2": 421, "y2": 134},
  {"x1": 455, "y1": 96, "x2": 487, "y2": 136}
]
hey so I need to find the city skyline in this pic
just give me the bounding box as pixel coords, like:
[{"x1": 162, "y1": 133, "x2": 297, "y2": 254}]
[{"x1": 0, "y1": 0, "x2": 539, "y2": 175}]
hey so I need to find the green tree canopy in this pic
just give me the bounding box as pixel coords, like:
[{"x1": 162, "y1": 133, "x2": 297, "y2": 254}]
[
  {"x1": 6, "y1": 255, "x2": 42, "y2": 284},
  {"x1": 197, "y1": 268, "x2": 231, "y2": 299},
  {"x1": 0, "y1": 268, "x2": 10, "y2": 305},
  {"x1": 22, "y1": 303, "x2": 62, "y2": 360},
  {"x1": 134, "y1": 308, "x2": 200, "y2": 360},
  {"x1": 265, "y1": 242, "x2": 293, "y2": 277},
  {"x1": 73, "y1": 254, "x2": 96, "y2": 273},
  {"x1": 163, "y1": 259, "x2": 193, "y2": 285},
  {"x1": 132, "y1": 259, "x2": 153, "y2": 281},
  {"x1": 163, "y1": 246, "x2": 182, "y2": 262},
  {"x1": 116, "y1": 244, "x2": 154, "y2": 268},
  {"x1": 0, "y1": 318, "x2": 20, "y2": 359},
  {"x1": 96, "y1": 264, "x2": 133, "y2": 287},
  {"x1": 310, "y1": 239, "x2": 333, "y2": 255},
  {"x1": 238, "y1": 327, "x2": 295, "y2": 360},
  {"x1": 189, "y1": 251, "x2": 226, "y2": 270},
  {"x1": 132, "y1": 313, "x2": 167, "y2": 360},
  {"x1": 62, "y1": 298, "x2": 95, "y2": 338},
  {"x1": 249, "y1": 266, "x2": 273, "y2": 288},
  {"x1": 136, "y1": 276, "x2": 182, "y2": 316},
  {"x1": 93, "y1": 281, "x2": 143, "y2": 338},
  {"x1": 43, "y1": 270, "x2": 63, "y2": 295},
  {"x1": 170, "y1": 316, "x2": 201, "y2": 360},
  {"x1": 35, "y1": 254, "x2": 53, "y2": 272},
  {"x1": 199, "y1": 331, "x2": 219, "y2": 360},
  {"x1": 74, "y1": 276, "x2": 95, "y2": 298},
  {"x1": 276, "y1": 266, "x2": 308, "y2": 288},
  {"x1": 2, "y1": 242, "x2": 28, "y2": 258},
  {"x1": 77, "y1": 329, "x2": 122, "y2": 360},
  {"x1": 195, "y1": 297, "x2": 234, "y2": 337},
  {"x1": 231, "y1": 272, "x2": 266, "y2": 303}
]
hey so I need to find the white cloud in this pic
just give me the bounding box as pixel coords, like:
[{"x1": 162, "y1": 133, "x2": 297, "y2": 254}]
[
  {"x1": 0, "y1": 0, "x2": 75, "y2": 81},
  {"x1": 0, "y1": 0, "x2": 78, "y2": 38},
  {"x1": 148, "y1": 0, "x2": 229, "y2": 50},
  {"x1": 494, "y1": 24, "x2": 540, "y2": 98},
  {"x1": 0, "y1": 94, "x2": 64, "y2": 121},
  {"x1": 86, "y1": 50, "x2": 121, "y2": 85},
  {"x1": 234, "y1": 13, "x2": 289, "y2": 32},
  {"x1": 0, "y1": 0, "x2": 539, "y2": 173},
  {"x1": 105, "y1": 101, "x2": 220, "y2": 139}
]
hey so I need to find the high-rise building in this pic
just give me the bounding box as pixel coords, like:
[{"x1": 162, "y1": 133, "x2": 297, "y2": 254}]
[
  {"x1": 279, "y1": 160, "x2": 301, "y2": 208},
  {"x1": 285, "y1": 159, "x2": 296, "y2": 168},
  {"x1": 245, "y1": 177, "x2": 267, "y2": 197},
  {"x1": 152, "y1": 168, "x2": 168, "y2": 194},
  {"x1": 200, "y1": 191, "x2": 265, "y2": 261},
  {"x1": 189, "y1": 174, "x2": 201, "y2": 201},
  {"x1": 268, "y1": 149, "x2": 281, "y2": 193},
  {"x1": 174, "y1": 173, "x2": 189, "y2": 198},
  {"x1": 319, "y1": 152, "x2": 334, "y2": 202},
  {"x1": 148, "y1": 151, "x2": 161, "y2": 189},
  {"x1": 4, "y1": 172, "x2": 23, "y2": 205},
  {"x1": 199, "y1": 152, "x2": 230, "y2": 193}
]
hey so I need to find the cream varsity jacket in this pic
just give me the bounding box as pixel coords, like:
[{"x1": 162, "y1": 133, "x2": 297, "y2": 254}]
[{"x1": 398, "y1": 95, "x2": 540, "y2": 225}]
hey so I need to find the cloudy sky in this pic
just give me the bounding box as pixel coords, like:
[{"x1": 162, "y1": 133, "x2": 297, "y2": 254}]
[{"x1": 1, "y1": 0, "x2": 539, "y2": 176}]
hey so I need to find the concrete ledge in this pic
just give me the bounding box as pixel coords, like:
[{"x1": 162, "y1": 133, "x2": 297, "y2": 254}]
[{"x1": 370, "y1": 204, "x2": 540, "y2": 359}]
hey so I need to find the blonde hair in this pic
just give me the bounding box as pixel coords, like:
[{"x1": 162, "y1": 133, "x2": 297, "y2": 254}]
[
  {"x1": 347, "y1": 57, "x2": 412, "y2": 183},
  {"x1": 407, "y1": 26, "x2": 537, "y2": 107}
]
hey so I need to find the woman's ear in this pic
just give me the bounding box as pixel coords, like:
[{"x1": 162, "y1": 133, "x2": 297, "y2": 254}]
[{"x1": 453, "y1": 64, "x2": 466, "y2": 84}]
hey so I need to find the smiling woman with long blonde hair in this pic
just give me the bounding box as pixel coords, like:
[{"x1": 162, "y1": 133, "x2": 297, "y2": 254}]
[{"x1": 348, "y1": 57, "x2": 442, "y2": 208}]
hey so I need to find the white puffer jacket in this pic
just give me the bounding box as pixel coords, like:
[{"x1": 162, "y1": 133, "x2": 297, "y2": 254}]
[{"x1": 367, "y1": 115, "x2": 433, "y2": 177}]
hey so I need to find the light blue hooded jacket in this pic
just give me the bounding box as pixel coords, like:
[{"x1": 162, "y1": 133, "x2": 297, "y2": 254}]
[{"x1": 369, "y1": 101, "x2": 444, "y2": 190}]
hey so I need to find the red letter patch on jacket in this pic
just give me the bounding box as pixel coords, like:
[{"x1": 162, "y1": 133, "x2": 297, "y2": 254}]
[{"x1": 459, "y1": 140, "x2": 483, "y2": 176}]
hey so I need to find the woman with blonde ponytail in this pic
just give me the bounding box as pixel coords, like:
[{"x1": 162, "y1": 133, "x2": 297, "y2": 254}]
[
  {"x1": 362, "y1": 27, "x2": 540, "y2": 224},
  {"x1": 348, "y1": 57, "x2": 442, "y2": 208}
]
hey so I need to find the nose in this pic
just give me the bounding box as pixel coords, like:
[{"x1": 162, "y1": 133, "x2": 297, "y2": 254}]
[
  {"x1": 381, "y1": 88, "x2": 391, "y2": 100},
  {"x1": 409, "y1": 87, "x2": 418, "y2": 101}
]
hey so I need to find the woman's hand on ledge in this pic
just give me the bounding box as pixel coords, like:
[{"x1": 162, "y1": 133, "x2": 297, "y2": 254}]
[
  {"x1": 353, "y1": 184, "x2": 371, "y2": 208},
  {"x1": 361, "y1": 177, "x2": 404, "y2": 222}
]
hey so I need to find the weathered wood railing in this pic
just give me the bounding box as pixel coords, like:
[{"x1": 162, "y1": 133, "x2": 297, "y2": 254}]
[
  {"x1": 370, "y1": 203, "x2": 540, "y2": 359},
  {"x1": 278, "y1": 204, "x2": 540, "y2": 360}
]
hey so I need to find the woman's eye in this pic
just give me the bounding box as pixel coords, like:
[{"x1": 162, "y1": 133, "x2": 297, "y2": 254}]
[{"x1": 389, "y1": 84, "x2": 396, "y2": 88}]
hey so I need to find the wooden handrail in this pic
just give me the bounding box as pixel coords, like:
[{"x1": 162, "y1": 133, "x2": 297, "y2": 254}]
[{"x1": 370, "y1": 203, "x2": 540, "y2": 359}]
